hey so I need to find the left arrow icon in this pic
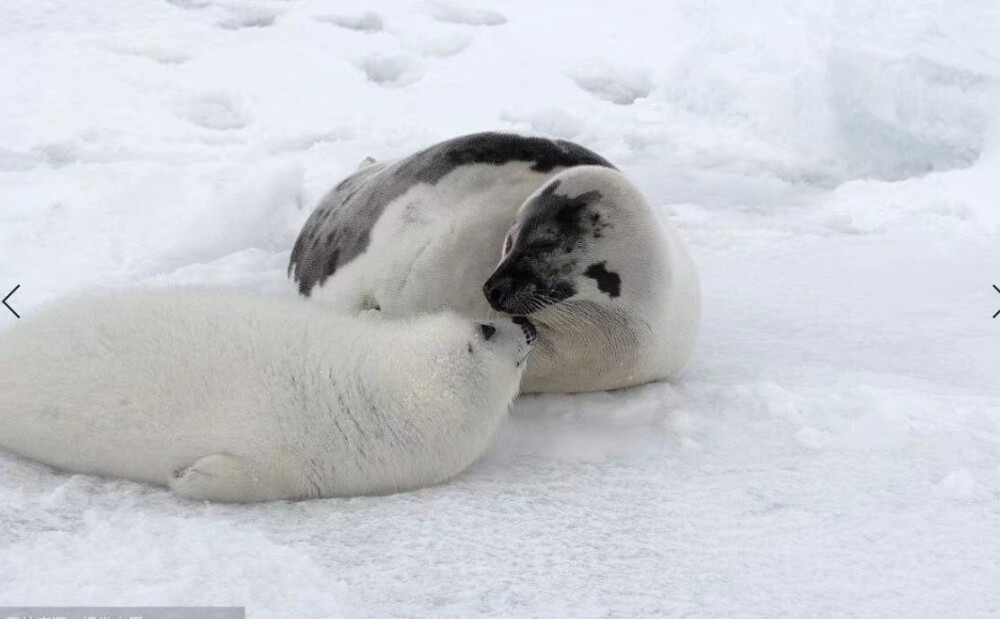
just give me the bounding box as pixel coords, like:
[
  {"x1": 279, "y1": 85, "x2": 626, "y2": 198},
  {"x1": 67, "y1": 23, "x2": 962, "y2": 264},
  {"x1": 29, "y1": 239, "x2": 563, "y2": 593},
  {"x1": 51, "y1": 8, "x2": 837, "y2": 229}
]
[{"x1": 3, "y1": 284, "x2": 20, "y2": 319}]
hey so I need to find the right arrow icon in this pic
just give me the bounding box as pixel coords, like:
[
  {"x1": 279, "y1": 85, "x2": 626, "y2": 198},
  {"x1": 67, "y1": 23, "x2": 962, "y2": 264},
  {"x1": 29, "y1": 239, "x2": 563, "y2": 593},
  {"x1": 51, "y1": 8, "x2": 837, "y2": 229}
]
[{"x1": 994, "y1": 284, "x2": 1000, "y2": 319}]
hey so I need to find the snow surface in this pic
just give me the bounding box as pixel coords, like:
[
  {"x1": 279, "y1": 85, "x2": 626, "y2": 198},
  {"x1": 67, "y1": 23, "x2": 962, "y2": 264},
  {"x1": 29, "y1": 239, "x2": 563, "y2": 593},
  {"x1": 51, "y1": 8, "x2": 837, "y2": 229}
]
[{"x1": 2, "y1": 0, "x2": 1000, "y2": 616}]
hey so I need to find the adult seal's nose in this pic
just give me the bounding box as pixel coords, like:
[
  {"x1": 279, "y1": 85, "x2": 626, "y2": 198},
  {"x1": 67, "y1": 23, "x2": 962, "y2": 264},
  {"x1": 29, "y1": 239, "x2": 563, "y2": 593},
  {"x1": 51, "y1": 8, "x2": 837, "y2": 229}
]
[
  {"x1": 479, "y1": 323, "x2": 497, "y2": 341},
  {"x1": 483, "y1": 280, "x2": 505, "y2": 310},
  {"x1": 510, "y1": 316, "x2": 537, "y2": 344}
]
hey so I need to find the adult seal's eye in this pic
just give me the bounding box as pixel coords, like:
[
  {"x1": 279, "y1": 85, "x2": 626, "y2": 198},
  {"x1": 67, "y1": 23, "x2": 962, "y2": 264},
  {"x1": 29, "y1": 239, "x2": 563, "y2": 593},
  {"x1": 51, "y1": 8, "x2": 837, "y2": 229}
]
[{"x1": 502, "y1": 222, "x2": 519, "y2": 256}]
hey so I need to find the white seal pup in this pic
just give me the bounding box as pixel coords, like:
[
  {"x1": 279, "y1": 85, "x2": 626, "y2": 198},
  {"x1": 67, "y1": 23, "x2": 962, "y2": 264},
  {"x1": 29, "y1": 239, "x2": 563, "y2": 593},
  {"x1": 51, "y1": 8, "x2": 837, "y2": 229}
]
[
  {"x1": 289, "y1": 132, "x2": 700, "y2": 393},
  {"x1": 0, "y1": 288, "x2": 536, "y2": 502}
]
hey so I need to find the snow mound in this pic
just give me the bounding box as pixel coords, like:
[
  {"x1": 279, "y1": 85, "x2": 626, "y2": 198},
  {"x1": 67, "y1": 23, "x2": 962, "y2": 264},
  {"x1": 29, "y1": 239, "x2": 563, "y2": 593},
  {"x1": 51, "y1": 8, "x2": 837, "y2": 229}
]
[
  {"x1": 316, "y1": 12, "x2": 385, "y2": 33},
  {"x1": 422, "y1": 1, "x2": 507, "y2": 26},
  {"x1": 567, "y1": 60, "x2": 653, "y2": 105}
]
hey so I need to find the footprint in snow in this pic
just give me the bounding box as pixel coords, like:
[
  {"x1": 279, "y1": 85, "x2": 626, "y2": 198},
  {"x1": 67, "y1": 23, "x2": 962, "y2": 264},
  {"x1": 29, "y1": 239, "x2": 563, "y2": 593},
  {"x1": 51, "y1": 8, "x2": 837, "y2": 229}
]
[
  {"x1": 176, "y1": 93, "x2": 251, "y2": 130},
  {"x1": 355, "y1": 53, "x2": 426, "y2": 87},
  {"x1": 410, "y1": 32, "x2": 472, "y2": 58},
  {"x1": 315, "y1": 12, "x2": 384, "y2": 33},
  {"x1": 107, "y1": 46, "x2": 191, "y2": 65},
  {"x1": 216, "y1": 5, "x2": 279, "y2": 30},
  {"x1": 421, "y1": 0, "x2": 507, "y2": 26},
  {"x1": 567, "y1": 61, "x2": 652, "y2": 105},
  {"x1": 165, "y1": 0, "x2": 212, "y2": 9}
]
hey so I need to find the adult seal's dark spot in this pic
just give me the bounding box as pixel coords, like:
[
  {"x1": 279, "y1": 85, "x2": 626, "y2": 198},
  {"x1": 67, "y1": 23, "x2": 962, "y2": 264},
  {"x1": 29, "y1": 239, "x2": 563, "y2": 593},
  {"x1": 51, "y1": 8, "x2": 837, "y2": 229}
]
[
  {"x1": 584, "y1": 261, "x2": 621, "y2": 298},
  {"x1": 531, "y1": 181, "x2": 604, "y2": 249}
]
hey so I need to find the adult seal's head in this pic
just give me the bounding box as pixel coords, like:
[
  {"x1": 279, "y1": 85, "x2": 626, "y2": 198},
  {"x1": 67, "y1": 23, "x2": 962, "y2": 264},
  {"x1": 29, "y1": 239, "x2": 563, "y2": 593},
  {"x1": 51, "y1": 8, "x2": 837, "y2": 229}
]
[
  {"x1": 484, "y1": 174, "x2": 625, "y2": 313},
  {"x1": 482, "y1": 165, "x2": 700, "y2": 393}
]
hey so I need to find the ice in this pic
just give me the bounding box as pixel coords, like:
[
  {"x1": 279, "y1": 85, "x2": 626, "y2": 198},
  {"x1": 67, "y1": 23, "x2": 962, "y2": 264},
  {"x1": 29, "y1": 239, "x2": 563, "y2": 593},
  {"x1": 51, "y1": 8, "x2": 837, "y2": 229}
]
[{"x1": 2, "y1": 0, "x2": 1000, "y2": 616}]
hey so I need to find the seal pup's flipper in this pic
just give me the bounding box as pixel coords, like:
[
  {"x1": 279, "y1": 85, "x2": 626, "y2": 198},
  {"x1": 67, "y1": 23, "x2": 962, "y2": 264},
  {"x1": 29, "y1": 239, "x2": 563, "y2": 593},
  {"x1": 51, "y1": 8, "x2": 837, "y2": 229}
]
[{"x1": 169, "y1": 453, "x2": 310, "y2": 503}]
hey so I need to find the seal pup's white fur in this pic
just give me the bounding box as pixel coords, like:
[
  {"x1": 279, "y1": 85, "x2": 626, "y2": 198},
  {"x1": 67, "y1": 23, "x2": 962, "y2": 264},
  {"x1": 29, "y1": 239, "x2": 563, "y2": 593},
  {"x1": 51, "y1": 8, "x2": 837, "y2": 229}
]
[{"x1": 0, "y1": 288, "x2": 533, "y2": 502}]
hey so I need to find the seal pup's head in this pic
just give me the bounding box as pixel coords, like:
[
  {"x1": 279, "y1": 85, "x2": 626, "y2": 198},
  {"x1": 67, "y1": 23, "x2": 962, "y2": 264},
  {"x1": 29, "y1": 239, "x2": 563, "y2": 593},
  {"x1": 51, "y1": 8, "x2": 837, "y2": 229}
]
[
  {"x1": 382, "y1": 313, "x2": 537, "y2": 405},
  {"x1": 348, "y1": 313, "x2": 538, "y2": 494}
]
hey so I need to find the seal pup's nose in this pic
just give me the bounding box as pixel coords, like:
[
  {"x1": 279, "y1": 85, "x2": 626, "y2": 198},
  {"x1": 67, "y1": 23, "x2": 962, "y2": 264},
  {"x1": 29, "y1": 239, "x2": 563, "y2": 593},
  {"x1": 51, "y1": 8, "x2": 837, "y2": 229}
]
[
  {"x1": 510, "y1": 316, "x2": 537, "y2": 345},
  {"x1": 479, "y1": 323, "x2": 497, "y2": 341}
]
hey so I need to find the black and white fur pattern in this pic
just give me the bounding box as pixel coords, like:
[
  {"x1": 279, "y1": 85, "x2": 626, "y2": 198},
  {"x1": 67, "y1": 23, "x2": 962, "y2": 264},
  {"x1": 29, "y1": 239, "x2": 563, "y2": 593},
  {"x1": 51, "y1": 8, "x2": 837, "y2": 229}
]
[
  {"x1": 0, "y1": 288, "x2": 535, "y2": 502},
  {"x1": 290, "y1": 132, "x2": 700, "y2": 393},
  {"x1": 289, "y1": 132, "x2": 613, "y2": 296}
]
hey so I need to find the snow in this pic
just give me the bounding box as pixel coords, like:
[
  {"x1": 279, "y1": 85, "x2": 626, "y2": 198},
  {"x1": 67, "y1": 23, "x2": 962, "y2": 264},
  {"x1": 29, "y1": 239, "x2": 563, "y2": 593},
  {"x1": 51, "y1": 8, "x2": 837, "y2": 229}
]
[{"x1": 2, "y1": 0, "x2": 1000, "y2": 616}]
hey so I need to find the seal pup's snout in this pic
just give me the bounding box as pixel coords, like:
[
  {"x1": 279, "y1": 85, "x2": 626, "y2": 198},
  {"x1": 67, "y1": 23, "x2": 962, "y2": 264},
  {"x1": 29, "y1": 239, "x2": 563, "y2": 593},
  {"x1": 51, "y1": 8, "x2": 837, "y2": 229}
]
[
  {"x1": 475, "y1": 317, "x2": 535, "y2": 369},
  {"x1": 510, "y1": 316, "x2": 537, "y2": 346}
]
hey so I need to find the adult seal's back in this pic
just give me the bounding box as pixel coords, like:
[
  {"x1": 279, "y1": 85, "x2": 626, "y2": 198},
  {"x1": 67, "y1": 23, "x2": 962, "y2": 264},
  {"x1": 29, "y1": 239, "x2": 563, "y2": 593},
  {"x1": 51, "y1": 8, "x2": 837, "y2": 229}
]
[{"x1": 290, "y1": 132, "x2": 700, "y2": 393}]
